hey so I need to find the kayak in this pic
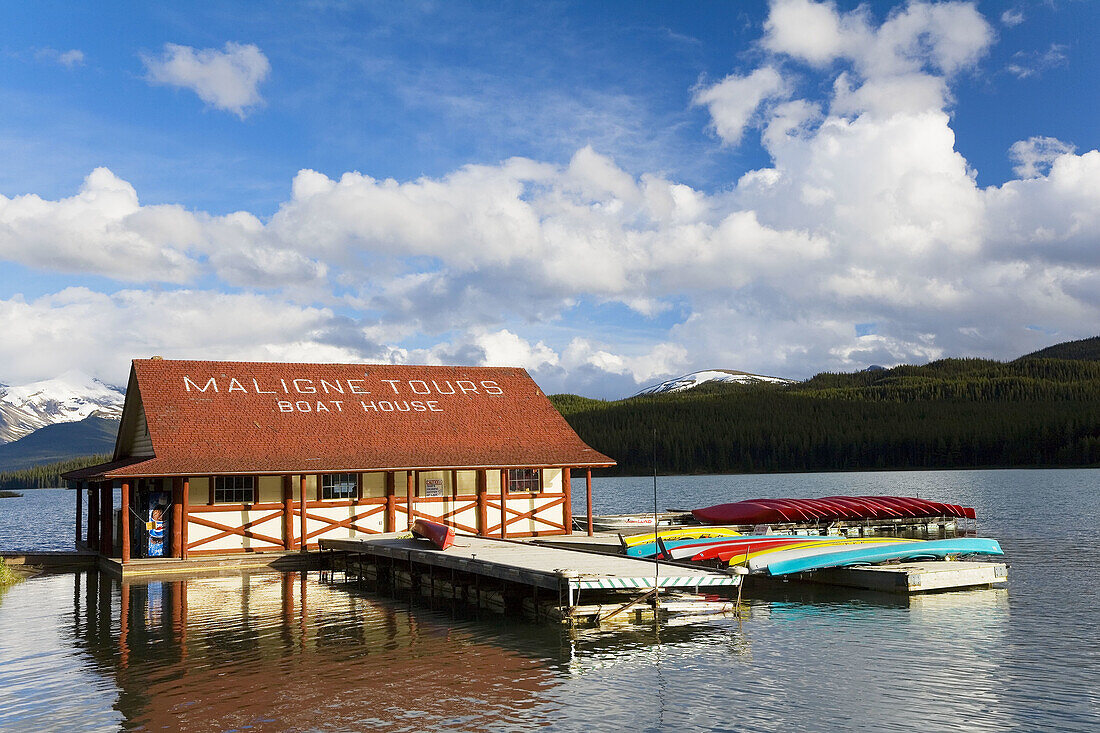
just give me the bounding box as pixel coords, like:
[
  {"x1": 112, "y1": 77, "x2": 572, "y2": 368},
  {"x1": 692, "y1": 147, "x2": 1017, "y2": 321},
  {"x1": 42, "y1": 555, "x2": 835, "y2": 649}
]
[
  {"x1": 661, "y1": 535, "x2": 848, "y2": 561},
  {"x1": 623, "y1": 529, "x2": 741, "y2": 557},
  {"x1": 625, "y1": 534, "x2": 827, "y2": 559},
  {"x1": 758, "y1": 537, "x2": 1004, "y2": 576},
  {"x1": 621, "y1": 527, "x2": 740, "y2": 548},
  {"x1": 706, "y1": 536, "x2": 920, "y2": 564},
  {"x1": 410, "y1": 518, "x2": 455, "y2": 550}
]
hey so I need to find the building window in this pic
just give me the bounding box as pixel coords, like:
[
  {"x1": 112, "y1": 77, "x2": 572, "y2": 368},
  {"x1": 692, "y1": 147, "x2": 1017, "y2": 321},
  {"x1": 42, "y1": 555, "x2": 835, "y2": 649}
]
[
  {"x1": 508, "y1": 468, "x2": 540, "y2": 493},
  {"x1": 322, "y1": 473, "x2": 358, "y2": 500},
  {"x1": 214, "y1": 476, "x2": 255, "y2": 504}
]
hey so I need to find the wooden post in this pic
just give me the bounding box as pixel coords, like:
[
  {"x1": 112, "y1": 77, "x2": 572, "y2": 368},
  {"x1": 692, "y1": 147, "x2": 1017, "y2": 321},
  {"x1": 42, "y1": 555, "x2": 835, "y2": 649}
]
[
  {"x1": 171, "y1": 477, "x2": 183, "y2": 558},
  {"x1": 120, "y1": 480, "x2": 130, "y2": 563},
  {"x1": 476, "y1": 470, "x2": 487, "y2": 536},
  {"x1": 500, "y1": 469, "x2": 508, "y2": 538},
  {"x1": 101, "y1": 482, "x2": 114, "y2": 556},
  {"x1": 586, "y1": 468, "x2": 593, "y2": 536},
  {"x1": 385, "y1": 472, "x2": 396, "y2": 532},
  {"x1": 406, "y1": 471, "x2": 416, "y2": 529},
  {"x1": 299, "y1": 475, "x2": 308, "y2": 552},
  {"x1": 562, "y1": 468, "x2": 572, "y2": 535},
  {"x1": 88, "y1": 481, "x2": 100, "y2": 550},
  {"x1": 181, "y1": 478, "x2": 189, "y2": 560},
  {"x1": 450, "y1": 469, "x2": 458, "y2": 501},
  {"x1": 282, "y1": 475, "x2": 293, "y2": 550},
  {"x1": 75, "y1": 482, "x2": 83, "y2": 547}
]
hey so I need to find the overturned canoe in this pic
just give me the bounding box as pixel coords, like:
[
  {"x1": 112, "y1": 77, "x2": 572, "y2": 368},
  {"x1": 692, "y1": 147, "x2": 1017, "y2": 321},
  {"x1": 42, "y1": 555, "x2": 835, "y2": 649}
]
[
  {"x1": 693, "y1": 495, "x2": 976, "y2": 525},
  {"x1": 410, "y1": 518, "x2": 455, "y2": 550}
]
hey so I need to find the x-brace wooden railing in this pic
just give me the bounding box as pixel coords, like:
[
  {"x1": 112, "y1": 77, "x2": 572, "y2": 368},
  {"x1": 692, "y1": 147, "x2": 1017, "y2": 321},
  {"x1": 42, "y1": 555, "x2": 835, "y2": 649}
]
[
  {"x1": 294, "y1": 501, "x2": 387, "y2": 545},
  {"x1": 484, "y1": 494, "x2": 567, "y2": 535},
  {"x1": 404, "y1": 497, "x2": 480, "y2": 535},
  {"x1": 187, "y1": 508, "x2": 285, "y2": 551}
]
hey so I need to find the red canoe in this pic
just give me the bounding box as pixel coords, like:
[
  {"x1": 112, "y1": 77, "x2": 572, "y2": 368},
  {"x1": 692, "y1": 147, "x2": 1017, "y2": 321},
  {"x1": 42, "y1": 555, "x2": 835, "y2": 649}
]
[
  {"x1": 692, "y1": 495, "x2": 975, "y2": 525},
  {"x1": 410, "y1": 518, "x2": 455, "y2": 550}
]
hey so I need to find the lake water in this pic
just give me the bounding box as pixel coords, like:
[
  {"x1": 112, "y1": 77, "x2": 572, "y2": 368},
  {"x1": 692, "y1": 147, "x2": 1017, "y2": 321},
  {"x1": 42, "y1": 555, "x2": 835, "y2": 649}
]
[{"x1": 1, "y1": 469, "x2": 1098, "y2": 731}]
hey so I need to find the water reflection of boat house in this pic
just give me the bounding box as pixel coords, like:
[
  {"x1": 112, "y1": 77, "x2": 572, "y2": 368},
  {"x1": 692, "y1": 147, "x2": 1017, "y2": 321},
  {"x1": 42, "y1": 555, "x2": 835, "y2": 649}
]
[
  {"x1": 64, "y1": 359, "x2": 614, "y2": 565},
  {"x1": 73, "y1": 571, "x2": 563, "y2": 730}
]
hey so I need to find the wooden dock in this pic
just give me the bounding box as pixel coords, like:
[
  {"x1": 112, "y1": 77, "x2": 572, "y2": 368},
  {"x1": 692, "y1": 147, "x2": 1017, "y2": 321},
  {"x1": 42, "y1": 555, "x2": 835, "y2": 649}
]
[{"x1": 320, "y1": 533, "x2": 742, "y2": 623}]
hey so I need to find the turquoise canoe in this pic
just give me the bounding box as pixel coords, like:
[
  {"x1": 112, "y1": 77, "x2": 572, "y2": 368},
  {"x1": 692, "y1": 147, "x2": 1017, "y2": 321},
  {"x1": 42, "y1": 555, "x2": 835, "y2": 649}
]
[{"x1": 761, "y1": 537, "x2": 1004, "y2": 576}]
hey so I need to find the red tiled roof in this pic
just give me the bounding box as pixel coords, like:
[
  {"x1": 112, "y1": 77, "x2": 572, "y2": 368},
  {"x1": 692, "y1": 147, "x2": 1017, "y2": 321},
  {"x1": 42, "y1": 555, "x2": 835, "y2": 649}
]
[{"x1": 66, "y1": 359, "x2": 614, "y2": 479}]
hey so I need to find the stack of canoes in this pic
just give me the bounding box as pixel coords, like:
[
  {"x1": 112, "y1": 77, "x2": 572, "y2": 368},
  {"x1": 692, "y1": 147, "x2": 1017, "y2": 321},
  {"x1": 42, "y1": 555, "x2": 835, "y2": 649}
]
[
  {"x1": 624, "y1": 529, "x2": 1003, "y2": 576},
  {"x1": 691, "y1": 495, "x2": 976, "y2": 525}
]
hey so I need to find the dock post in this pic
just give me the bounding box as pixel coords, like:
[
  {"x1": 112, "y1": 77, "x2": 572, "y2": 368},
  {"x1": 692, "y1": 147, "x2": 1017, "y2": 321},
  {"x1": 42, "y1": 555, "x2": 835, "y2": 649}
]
[
  {"x1": 562, "y1": 468, "x2": 572, "y2": 534},
  {"x1": 120, "y1": 480, "x2": 130, "y2": 563},
  {"x1": 282, "y1": 476, "x2": 293, "y2": 550},
  {"x1": 500, "y1": 469, "x2": 508, "y2": 538},
  {"x1": 101, "y1": 482, "x2": 114, "y2": 557},
  {"x1": 385, "y1": 472, "x2": 396, "y2": 532},
  {"x1": 585, "y1": 469, "x2": 593, "y2": 536},
  {"x1": 476, "y1": 470, "x2": 488, "y2": 535},
  {"x1": 181, "y1": 478, "x2": 189, "y2": 560},
  {"x1": 75, "y1": 482, "x2": 82, "y2": 547},
  {"x1": 171, "y1": 477, "x2": 183, "y2": 558},
  {"x1": 299, "y1": 475, "x2": 308, "y2": 551},
  {"x1": 88, "y1": 482, "x2": 100, "y2": 550}
]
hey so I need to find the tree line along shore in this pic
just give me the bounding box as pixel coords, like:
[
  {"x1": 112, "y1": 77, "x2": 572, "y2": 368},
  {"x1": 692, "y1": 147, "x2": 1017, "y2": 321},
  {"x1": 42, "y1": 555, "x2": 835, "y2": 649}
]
[{"x1": 550, "y1": 356, "x2": 1100, "y2": 476}]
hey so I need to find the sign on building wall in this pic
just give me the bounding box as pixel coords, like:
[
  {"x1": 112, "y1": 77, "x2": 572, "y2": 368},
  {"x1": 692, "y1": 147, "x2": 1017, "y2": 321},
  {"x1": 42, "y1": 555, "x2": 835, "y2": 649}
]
[{"x1": 424, "y1": 479, "x2": 444, "y2": 497}]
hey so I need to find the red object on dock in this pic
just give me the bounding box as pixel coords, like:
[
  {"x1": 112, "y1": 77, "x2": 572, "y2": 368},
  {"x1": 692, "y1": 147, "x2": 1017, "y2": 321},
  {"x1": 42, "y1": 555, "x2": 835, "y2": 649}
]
[
  {"x1": 410, "y1": 518, "x2": 456, "y2": 550},
  {"x1": 692, "y1": 496, "x2": 976, "y2": 525}
]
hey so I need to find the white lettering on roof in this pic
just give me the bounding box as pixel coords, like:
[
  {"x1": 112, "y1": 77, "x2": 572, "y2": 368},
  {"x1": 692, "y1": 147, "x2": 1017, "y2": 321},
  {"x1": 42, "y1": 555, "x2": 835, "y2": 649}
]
[{"x1": 183, "y1": 374, "x2": 507, "y2": 415}]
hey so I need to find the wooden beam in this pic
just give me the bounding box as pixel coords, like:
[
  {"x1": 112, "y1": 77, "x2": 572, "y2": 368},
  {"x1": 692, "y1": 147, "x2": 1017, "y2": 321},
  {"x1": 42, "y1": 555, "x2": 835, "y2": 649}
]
[
  {"x1": 451, "y1": 469, "x2": 458, "y2": 501},
  {"x1": 385, "y1": 472, "x2": 396, "y2": 532},
  {"x1": 586, "y1": 468, "x2": 593, "y2": 536},
  {"x1": 101, "y1": 482, "x2": 114, "y2": 556},
  {"x1": 120, "y1": 480, "x2": 130, "y2": 563},
  {"x1": 500, "y1": 469, "x2": 508, "y2": 538},
  {"x1": 181, "y1": 478, "x2": 190, "y2": 560},
  {"x1": 282, "y1": 475, "x2": 293, "y2": 550},
  {"x1": 476, "y1": 470, "x2": 488, "y2": 536},
  {"x1": 208, "y1": 475, "x2": 215, "y2": 505},
  {"x1": 75, "y1": 482, "x2": 83, "y2": 547},
  {"x1": 88, "y1": 481, "x2": 99, "y2": 550},
  {"x1": 562, "y1": 467, "x2": 572, "y2": 535},
  {"x1": 299, "y1": 475, "x2": 307, "y2": 552},
  {"x1": 171, "y1": 477, "x2": 183, "y2": 558},
  {"x1": 406, "y1": 471, "x2": 416, "y2": 529}
]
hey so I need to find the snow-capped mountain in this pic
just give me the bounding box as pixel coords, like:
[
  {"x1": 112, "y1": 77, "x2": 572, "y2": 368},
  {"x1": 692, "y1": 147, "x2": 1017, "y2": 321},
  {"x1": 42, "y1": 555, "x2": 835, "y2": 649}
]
[
  {"x1": 633, "y1": 369, "x2": 796, "y2": 396},
  {"x1": 0, "y1": 371, "x2": 124, "y2": 444}
]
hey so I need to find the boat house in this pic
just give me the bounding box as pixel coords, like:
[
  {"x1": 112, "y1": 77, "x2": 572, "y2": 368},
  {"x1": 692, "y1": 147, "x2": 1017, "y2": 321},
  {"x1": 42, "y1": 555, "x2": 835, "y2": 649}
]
[{"x1": 64, "y1": 358, "x2": 614, "y2": 563}]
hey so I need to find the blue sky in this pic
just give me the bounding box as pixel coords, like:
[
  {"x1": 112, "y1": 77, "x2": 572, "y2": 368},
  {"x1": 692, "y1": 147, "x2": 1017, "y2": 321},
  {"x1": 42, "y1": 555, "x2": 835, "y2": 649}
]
[{"x1": 1, "y1": 1, "x2": 1097, "y2": 397}]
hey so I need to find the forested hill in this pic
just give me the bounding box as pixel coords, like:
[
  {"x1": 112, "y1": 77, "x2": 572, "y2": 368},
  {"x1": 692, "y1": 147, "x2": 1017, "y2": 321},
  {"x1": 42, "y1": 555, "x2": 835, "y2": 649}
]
[
  {"x1": 549, "y1": 357, "x2": 1100, "y2": 476},
  {"x1": 1020, "y1": 336, "x2": 1100, "y2": 361}
]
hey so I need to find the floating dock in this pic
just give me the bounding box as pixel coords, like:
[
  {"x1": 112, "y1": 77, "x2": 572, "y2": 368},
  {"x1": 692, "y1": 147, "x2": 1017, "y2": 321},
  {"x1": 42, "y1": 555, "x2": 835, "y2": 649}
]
[
  {"x1": 780, "y1": 560, "x2": 1008, "y2": 594},
  {"x1": 320, "y1": 533, "x2": 743, "y2": 625}
]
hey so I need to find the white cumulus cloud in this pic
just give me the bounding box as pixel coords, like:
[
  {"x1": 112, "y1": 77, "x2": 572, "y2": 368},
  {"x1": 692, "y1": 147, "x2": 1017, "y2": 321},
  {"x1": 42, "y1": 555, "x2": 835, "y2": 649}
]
[{"x1": 142, "y1": 42, "x2": 270, "y2": 118}]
